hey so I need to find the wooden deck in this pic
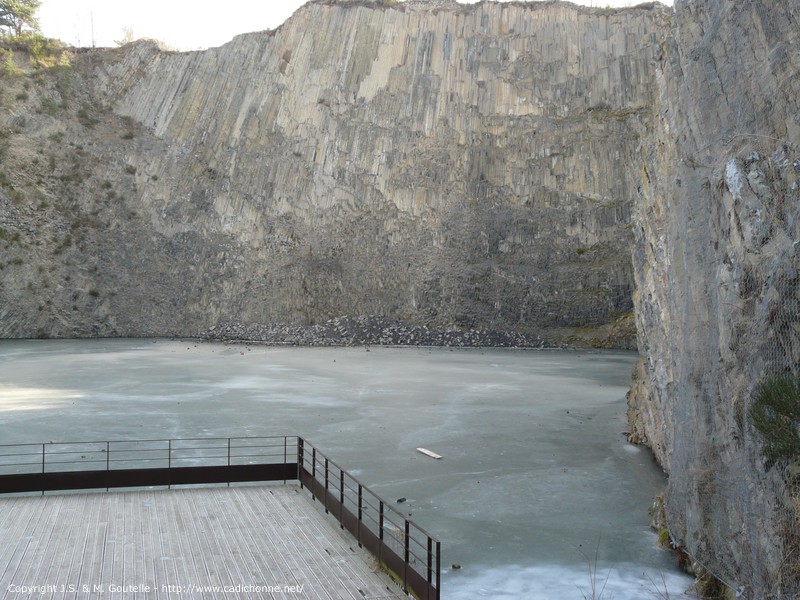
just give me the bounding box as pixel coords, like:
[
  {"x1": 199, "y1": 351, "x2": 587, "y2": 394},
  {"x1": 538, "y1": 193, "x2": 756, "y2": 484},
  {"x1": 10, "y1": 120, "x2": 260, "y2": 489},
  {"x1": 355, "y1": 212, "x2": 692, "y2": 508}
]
[{"x1": 0, "y1": 485, "x2": 404, "y2": 599}]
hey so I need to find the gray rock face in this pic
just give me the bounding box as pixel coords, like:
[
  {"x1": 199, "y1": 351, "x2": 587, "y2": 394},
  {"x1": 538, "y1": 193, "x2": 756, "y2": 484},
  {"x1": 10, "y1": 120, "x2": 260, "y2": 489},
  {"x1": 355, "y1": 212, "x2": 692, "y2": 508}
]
[
  {"x1": 0, "y1": 0, "x2": 667, "y2": 344},
  {"x1": 629, "y1": 0, "x2": 800, "y2": 595}
]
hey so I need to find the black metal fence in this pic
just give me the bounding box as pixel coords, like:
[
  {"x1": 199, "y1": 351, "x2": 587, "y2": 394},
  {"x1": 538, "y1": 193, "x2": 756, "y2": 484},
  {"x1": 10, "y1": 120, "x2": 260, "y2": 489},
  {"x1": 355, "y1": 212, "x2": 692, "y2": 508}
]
[
  {"x1": 298, "y1": 439, "x2": 440, "y2": 600},
  {"x1": 0, "y1": 436, "x2": 298, "y2": 492},
  {"x1": 0, "y1": 436, "x2": 440, "y2": 600}
]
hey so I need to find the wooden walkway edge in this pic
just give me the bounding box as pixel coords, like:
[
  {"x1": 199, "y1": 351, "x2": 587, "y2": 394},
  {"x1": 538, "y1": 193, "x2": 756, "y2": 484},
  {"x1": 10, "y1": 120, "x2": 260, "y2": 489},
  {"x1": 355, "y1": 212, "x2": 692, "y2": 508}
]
[{"x1": 0, "y1": 485, "x2": 404, "y2": 599}]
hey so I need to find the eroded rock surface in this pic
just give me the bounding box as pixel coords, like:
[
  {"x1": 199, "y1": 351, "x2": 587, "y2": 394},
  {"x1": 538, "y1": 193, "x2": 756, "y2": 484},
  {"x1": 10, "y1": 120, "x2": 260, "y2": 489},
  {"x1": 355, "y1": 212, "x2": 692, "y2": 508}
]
[
  {"x1": 0, "y1": 1, "x2": 667, "y2": 345},
  {"x1": 629, "y1": 0, "x2": 800, "y2": 595}
]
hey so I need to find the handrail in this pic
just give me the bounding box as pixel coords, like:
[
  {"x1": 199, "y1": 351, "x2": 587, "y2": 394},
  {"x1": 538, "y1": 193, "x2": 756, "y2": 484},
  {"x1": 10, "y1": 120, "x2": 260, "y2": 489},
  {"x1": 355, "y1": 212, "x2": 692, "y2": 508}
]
[
  {"x1": 297, "y1": 438, "x2": 440, "y2": 600},
  {"x1": 0, "y1": 436, "x2": 440, "y2": 600},
  {"x1": 0, "y1": 437, "x2": 293, "y2": 470}
]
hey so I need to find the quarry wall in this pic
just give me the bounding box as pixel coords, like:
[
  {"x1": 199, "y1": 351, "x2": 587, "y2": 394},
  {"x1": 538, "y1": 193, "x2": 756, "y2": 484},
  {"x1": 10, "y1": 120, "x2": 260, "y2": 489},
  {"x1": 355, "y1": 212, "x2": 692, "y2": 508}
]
[
  {"x1": 0, "y1": 0, "x2": 667, "y2": 343},
  {"x1": 2, "y1": 0, "x2": 800, "y2": 595}
]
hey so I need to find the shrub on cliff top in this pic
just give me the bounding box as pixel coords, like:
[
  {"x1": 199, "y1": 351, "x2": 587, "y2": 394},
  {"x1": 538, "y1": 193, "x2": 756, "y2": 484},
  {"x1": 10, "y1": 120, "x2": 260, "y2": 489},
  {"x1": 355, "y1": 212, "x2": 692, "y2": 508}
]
[
  {"x1": 750, "y1": 375, "x2": 800, "y2": 468},
  {"x1": 1, "y1": 32, "x2": 68, "y2": 69}
]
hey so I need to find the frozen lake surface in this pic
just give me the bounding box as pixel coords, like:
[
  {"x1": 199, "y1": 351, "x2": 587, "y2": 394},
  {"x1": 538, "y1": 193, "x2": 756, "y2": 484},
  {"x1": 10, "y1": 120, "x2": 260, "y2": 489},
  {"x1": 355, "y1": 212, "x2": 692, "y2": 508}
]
[{"x1": 0, "y1": 339, "x2": 694, "y2": 598}]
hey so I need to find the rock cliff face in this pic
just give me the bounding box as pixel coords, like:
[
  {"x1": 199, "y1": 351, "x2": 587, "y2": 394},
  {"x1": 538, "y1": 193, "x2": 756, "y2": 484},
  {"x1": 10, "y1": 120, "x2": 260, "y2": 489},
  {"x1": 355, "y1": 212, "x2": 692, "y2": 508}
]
[
  {"x1": 628, "y1": 0, "x2": 800, "y2": 595},
  {"x1": 0, "y1": 0, "x2": 668, "y2": 343}
]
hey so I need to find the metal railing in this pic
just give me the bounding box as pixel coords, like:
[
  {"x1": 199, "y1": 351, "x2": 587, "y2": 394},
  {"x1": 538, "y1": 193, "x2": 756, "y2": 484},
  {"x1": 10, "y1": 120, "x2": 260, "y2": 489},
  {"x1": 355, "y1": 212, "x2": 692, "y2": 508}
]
[
  {"x1": 0, "y1": 436, "x2": 440, "y2": 600},
  {"x1": 0, "y1": 436, "x2": 298, "y2": 491},
  {"x1": 298, "y1": 439, "x2": 440, "y2": 600}
]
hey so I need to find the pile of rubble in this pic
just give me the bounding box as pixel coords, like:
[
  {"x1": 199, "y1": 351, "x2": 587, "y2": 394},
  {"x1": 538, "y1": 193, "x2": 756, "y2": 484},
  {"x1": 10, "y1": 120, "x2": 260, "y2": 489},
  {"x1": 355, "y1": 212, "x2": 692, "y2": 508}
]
[{"x1": 198, "y1": 316, "x2": 552, "y2": 348}]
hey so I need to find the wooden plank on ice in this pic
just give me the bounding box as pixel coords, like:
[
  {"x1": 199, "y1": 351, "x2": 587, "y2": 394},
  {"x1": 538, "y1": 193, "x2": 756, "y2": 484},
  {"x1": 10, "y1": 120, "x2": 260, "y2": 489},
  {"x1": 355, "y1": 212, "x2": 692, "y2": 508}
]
[{"x1": 416, "y1": 448, "x2": 442, "y2": 459}]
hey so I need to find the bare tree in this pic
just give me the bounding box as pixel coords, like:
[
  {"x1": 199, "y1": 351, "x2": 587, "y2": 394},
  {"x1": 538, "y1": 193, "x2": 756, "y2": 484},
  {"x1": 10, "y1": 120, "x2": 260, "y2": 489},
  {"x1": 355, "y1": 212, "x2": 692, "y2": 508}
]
[{"x1": 114, "y1": 27, "x2": 136, "y2": 47}]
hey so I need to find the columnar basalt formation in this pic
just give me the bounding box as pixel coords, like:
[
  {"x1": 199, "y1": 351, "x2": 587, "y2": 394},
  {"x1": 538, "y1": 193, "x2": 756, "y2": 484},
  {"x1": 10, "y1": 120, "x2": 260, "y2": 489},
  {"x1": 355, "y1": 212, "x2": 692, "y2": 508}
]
[{"x1": 0, "y1": 1, "x2": 667, "y2": 343}]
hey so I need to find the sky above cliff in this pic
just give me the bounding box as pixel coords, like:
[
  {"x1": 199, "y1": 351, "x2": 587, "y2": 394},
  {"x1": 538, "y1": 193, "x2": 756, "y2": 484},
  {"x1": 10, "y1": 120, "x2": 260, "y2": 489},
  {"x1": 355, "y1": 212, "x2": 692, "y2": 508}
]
[{"x1": 38, "y1": 0, "x2": 670, "y2": 51}]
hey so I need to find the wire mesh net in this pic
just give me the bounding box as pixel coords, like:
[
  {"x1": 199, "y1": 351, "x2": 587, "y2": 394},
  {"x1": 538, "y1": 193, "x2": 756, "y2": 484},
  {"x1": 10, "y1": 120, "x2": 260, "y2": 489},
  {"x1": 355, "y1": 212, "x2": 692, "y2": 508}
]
[{"x1": 661, "y1": 140, "x2": 800, "y2": 599}]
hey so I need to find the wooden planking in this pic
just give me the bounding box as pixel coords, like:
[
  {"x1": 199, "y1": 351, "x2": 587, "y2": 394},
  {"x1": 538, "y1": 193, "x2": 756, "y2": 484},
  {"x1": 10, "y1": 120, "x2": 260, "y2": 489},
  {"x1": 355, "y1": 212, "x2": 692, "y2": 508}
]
[
  {"x1": 0, "y1": 485, "x2": 403, "y2": 599},
  {"x1": 416, "y1": 448, "x2": 442, "y2": 460},
  {"x1": 217, "y1": 489, "x2": 287, "y2": 594},
  {"x1": 281, "y1": 491, "x2": 396, "y2": 600}
]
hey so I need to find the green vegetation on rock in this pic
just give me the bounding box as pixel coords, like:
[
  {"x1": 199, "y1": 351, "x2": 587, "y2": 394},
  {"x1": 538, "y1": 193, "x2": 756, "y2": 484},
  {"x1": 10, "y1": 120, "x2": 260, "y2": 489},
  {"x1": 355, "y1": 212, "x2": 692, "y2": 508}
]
[{"x1": 750, "y1": 376, "x2": 800, "y2": 468}]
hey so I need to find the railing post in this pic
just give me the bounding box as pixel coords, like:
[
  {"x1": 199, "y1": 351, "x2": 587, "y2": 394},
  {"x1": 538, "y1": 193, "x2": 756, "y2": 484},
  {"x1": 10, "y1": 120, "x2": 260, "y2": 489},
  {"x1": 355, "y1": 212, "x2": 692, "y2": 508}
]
[
  {"x1": 404, "y1": 520, "x2": 410, "y2": 593},
  {"x1": 324, "y1": 458, "x2": 329, "y2": 514},
  {"x1": 41, "y1": 443, "x2": 45, "y2": 496},
  {"x1": 310, "y1": 447, "x2": 317, "y2": 503},
  {"x1": 167, "y1": 439, "x2": 172, "y2": 489},
  {"x1": 297, "y1": 438, "x2": 304, "y2": 488},
  {"x1": 357, "y1": 484, "x2": 363, "y2": 548},
  {"x1": 378, "y1": 500, "x2": 384, "y2": 566},
  {"x1": 436, "y1": 540, "x2": 441, "y2": 600},
  {"x1": 227, "y1": 438, "x2": 231, "y2": 487},
  {"x1": 427, "y1": 536, "x2": 433, "y2": 598},
  {"x1": 106, "y1": 441, "x2": 110, "y2": 492},
  {"x1": 339, "y1": 469, "x2": 345, "y2": 529},
  {"x1": 283, "y1": 437, "x2": 288, "y2": 484}
]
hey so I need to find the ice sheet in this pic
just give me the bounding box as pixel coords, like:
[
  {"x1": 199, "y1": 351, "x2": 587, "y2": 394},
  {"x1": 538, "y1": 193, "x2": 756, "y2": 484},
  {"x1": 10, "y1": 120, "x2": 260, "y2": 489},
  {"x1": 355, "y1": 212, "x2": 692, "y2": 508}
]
[{"x1": 0, "y1": 340, "x2": 695, "y2": 598}]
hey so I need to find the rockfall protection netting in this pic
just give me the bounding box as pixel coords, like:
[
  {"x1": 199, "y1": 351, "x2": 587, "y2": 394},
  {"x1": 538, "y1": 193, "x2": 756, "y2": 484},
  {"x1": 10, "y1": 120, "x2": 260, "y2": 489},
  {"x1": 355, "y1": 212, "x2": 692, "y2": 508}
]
[{"x1": 663, "y1": 140, "x2": 800, "y2": 599}]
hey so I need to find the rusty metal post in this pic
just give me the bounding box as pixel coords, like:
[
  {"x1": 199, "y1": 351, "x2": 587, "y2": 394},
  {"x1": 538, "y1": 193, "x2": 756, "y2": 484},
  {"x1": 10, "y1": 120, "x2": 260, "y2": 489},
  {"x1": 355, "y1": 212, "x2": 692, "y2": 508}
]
[
  {"x1": 404, "y1": 520, "x2": 410, "y2": 593},
  {"x1": 379, "y1": 500, "x2": 384, "y2": 566},
  {"x1": 227, "y1": 438, "x2": 232, "y2": 486},
  {"x1": 324, "y1": 457, "x2": 329, "y2": 514},
  {"x1": 339, "y1": 468, "x2": 344, "y2": 505},
  {"x1": 357, "y1": 484, "x2": 363, "y2": 548},
  {"x1": 427, "y1": 537, "x2": 433, "y2": 594},
  {"x1": 297, "y1": 437, "x2": 304, "y2": 488},
  {"x1": 436, "y1": 540, "x2": 441, "y2": 600},
  {"x1": 167, "y1": 439, "x2": 172, "y2": 489},
  {"x1": 41, "y1": 443, "x2": 45, "y2": 496}
]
